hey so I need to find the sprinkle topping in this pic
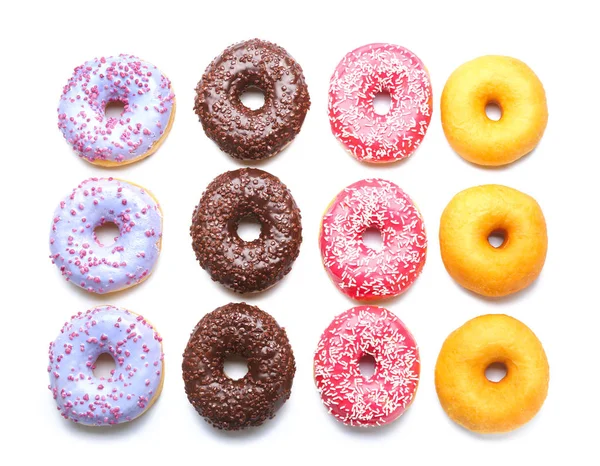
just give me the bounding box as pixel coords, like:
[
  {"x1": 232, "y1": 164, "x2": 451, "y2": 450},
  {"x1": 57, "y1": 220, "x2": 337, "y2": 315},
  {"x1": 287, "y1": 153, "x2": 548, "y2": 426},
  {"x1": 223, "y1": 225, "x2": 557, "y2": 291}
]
[
  {"x1": 49, "y1": 178, "x2": 163, "y2": 294},
  {"x1": 57, "y1": 54, "x2": 175, "y2": 164},
  {"x1": 320, "y1": 179, "x2": 427, "y2": 300},
  {"x1": 314, "y1": 306, "x2": 420, "y2": 427},
  {"x1": 48, "y1": 306, "x2": 164, "y2": 426},
  {"x1": 328, "y1": 43, "x2": 432, "y2": 163}
]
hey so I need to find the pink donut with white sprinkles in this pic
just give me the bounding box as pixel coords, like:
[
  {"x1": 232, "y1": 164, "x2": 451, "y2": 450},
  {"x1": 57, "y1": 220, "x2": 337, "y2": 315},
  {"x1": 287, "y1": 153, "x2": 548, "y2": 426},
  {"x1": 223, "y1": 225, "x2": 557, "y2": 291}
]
[
  {"x1": 49, "y1": 178, "x2": 163, "y2": 294},
  {"x1": 328, "y1": 43, "x2": 432, "y2": 163},
  {"x1": 320, "y1": 179, "x2": 427, "y2": 301},
  {"x1": 314, "y1": 306, "x2": 420, "y2": 427},
  {"x1": 48, "y1": 305, "x2": 164, "y2": 426},
  {"x1": 57, "y1": 54, "x2": 175, "y2": 166}
]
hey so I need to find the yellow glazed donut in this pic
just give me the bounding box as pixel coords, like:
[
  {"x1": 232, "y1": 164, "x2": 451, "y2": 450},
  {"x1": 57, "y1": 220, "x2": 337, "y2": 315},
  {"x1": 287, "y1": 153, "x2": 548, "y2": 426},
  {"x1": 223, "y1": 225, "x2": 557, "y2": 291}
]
[
  {"x1": 439, "y1": 184, "x2": 547, "y2": 297},
  {"x1": 435, "y1": 314, "x2": 549, "y2": 434},
  {"x1": 441, "y1": 55, "x2": 548, "y2": 166}
]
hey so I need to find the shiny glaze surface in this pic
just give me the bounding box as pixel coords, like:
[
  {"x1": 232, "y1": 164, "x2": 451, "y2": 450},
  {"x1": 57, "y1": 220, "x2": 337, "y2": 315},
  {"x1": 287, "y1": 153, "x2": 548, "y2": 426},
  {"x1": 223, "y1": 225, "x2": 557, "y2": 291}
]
[
  {"x1": 48, "y1": 305, "x2": 164, "y2": 426},
  {"x1": 182, "y1": 302, "x2": 295, "y2": 430},
  {"x1": 190, "y1": 168, "x2": 302, "y2": 293},
  {"x1": 314, "y1": 306, "x2": 420, "y2": 427},
  {"x1": 195, "y1": 39, "x2": 310, "y2": 161},
  {"x1": 320, "y1": 179, "x2": 426, "y2": 300}
]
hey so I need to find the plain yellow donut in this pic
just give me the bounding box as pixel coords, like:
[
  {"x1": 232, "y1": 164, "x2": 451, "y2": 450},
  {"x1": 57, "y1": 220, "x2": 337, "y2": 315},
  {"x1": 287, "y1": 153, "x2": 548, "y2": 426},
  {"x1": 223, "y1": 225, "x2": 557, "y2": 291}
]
[
  {"x1": 435, "y1": 314, "x2": 549, "y2": 434},
  {"x1": 439, "y1": 184, "x2": 547, "y2": 297},
  {"x1": 441, "y1": 56, "x2": 548, "y2": 166}
]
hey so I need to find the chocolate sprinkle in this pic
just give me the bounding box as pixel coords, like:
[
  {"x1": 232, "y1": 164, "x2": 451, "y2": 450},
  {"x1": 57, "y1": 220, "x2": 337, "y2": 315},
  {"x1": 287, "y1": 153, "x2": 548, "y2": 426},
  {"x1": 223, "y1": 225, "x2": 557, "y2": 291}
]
[
  {"x1": 182, "y1": 303, "x2": 296, "y2": 430},
  {"x1": 194, "y1": 38, "x2": 311, "y2": 161},
  {"x1": 190, "y1": 168, "x2": 302, "y2": 293}
]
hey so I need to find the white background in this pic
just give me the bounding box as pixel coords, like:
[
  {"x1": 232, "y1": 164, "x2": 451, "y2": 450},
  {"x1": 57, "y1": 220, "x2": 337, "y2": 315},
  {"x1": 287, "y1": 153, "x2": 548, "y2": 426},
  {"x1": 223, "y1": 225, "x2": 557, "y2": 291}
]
[{"x1": 1, "y1": 0, "x2": 598, "y2": 464}]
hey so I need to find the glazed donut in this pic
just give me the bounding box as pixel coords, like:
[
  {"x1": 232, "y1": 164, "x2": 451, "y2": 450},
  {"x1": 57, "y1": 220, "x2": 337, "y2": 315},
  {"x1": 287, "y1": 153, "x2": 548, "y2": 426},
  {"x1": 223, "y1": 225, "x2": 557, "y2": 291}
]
[
  {"x1": 435, "y1": 314, "x2": 549, "y2": 433},
  {"x1": 320, "y1": 179, "x2": 426, "y2": 300},
  {"x1": 49, "y1": 177, "x2": 163, "y2": 294},
  {"x1": 48, "y1": 305, "x2": 164, "y2": 426},
  {"x1": 314, "y1": 306, "x2": 420, "y2": 427},
  {"x1": 190, "y1": 168, "x2": 302, "y2": 293},
  {"x1": 328, "y1": 43, "x2": 432, "y2": 163},
  {"x1": 194, "y1": 39, "x2": 310, "y2": 161},
  {"x1": 58, "y1": 54, "x2": 175, "y2": 166},
  {"x1": 441, "y1": 55, "x2": 547, "y2": 166},
  {"x1": 439, "y1": 184, "x2": 547, "y2": 297},
  {"x1": 182, "y1": 302, "x2": 295, "y2": 430}
]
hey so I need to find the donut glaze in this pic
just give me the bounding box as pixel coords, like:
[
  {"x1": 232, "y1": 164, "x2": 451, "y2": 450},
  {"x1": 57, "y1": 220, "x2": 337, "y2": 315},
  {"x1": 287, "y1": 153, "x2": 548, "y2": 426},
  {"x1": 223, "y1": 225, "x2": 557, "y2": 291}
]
[
  {"x1": 320, "y1": 179, "x2": 427, "y2": 300},
  {"x1": 48, "y1": 305, "x2": 164, "y2": 426},
  {"x1": 314, "y1": 306, "x2": 420, "y2": 427},
  {"x1": 190, "y1": 168, "x2": 302, "y2": 293},
  {"x1": 58, "y1": 54, "x2": 175, "y2": 166},
  {"x1": 435, "y1": 314, "x2": 549, "y2": 433},
  {"x1": 49, "y1": 178, "x2": 163, "y2": 294},
  {"x1": 194, "y1": 39, "x2": 310, "y2": 161},
  {"x1": 182, "y1": 303, "x2": 295, "y2": 430},
  {"x1": 328, "y1": 43, "x2": 432, "y2": 163}
]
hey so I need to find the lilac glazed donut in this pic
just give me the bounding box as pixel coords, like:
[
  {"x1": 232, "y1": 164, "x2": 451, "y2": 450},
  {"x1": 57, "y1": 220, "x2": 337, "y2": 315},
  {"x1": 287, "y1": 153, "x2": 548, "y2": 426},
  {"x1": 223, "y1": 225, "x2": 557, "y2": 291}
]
[
  {"x1": 49, "y1": 178, "x2": 163, "y2": 294},
  {"x1": 48, "y1": 306, "x2": 164, "y2": 426},
  {"x1": 57, "y1": 54, "x2": 175, "y2": 166}
]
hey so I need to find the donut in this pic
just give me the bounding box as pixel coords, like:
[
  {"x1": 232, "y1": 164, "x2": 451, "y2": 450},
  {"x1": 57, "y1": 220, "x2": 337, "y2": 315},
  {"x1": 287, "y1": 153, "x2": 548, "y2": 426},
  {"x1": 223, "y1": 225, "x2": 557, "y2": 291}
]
[
  {"x1": 194, "y1": 39, "x2": 310, "y2": 161},
  {"x1": 435, "y1": 314, "x2": 549, "y2": 433},
  {"x1": 441, "y1": 55, "x2": 548, "y2": 166},
  {"x1": 58, "y1": 54, "x2": 175, "y2": 166},
  {"x1": 182, "y1": 302, "x2": 295, "y2": 430},
  {"x1": 190, "y1": 168, "x2": 302, "y2": 293},
  {"x1": 328, "y1": 43, "x2": 433, "y2": 163},
  {"x1": 319, "y1": 179, "x2": 426, "y2": 300},
  {"x1": 314, "y1": 306, "x2": 420, "y2": 427},
  {"x1": 439, "y1": 184, "x2": 547, "y2": 297},
  {"x1": 49, "y1": 177, "x2": 163, "y2": 294},
  {"x1": 48, "y1": 305, "x2": 164, "y2": 426}
]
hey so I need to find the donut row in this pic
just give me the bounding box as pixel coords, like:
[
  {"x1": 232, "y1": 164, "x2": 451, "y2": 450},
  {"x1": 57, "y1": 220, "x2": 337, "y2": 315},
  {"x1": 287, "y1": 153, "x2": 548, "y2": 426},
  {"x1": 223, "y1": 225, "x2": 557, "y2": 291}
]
[
  {"x1": 48, "y1": 174, "x2": 547, "y2": 299},
  {"x1": 48, "y1": 302, "x2": 548, "y2": 433},
  {"x1": 57, "y1": 41, "x2": 547, "y2": 167}
]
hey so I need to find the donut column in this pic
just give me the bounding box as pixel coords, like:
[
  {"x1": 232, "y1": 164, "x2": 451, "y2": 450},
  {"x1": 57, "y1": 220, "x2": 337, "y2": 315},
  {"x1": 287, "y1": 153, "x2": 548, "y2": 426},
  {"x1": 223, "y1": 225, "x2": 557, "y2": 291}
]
[
  {"x1": 435, "y1": 55, "x2": 550, "y2": 434},
  {"x1": 184, "y1": 39, "x2": 309, "y2": 430},
  {"x1": 47, "y1": 55, "x2": 173, "y2": 426}
]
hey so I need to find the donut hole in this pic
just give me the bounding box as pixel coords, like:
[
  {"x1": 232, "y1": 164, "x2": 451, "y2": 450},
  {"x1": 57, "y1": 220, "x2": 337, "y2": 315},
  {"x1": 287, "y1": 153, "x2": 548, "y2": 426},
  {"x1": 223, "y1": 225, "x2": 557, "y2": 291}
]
[
  {"x1": 92, "y1": 353, "x2": 116, "y2": 380},
  {"x1": 358, "y1": 354, "x2": 377, "y2": 379},
  {"x1": 362, "y1": 227, "x2": 384, "y2": 252},
  {"x1": 236, "y1": 216, "x2": 262, "y2": 242},
  {"x1": 94, "y1": 222, "x2": 120, "y2": 247},
  {"x1": 104, "y1": 100, "x2": 126, "y2": 119},
  {"x1": 485, "y1": 362, "x2": 507, "y2": 382},
  {"x1": 240, "y1": 86, "x2": 266, "y2": 110},
  {"x1": 485, "y1": 102, "x2": 502, "y2": 121},
  {"x1": 487, "y1": 229, "x2": 507, "y2": 248},
  {"x1": 223, "y1": 354, "x2": 249, "y2": 380},
  {"x1": 373, "y1": 91, "x2": 392, "y2": 115}
]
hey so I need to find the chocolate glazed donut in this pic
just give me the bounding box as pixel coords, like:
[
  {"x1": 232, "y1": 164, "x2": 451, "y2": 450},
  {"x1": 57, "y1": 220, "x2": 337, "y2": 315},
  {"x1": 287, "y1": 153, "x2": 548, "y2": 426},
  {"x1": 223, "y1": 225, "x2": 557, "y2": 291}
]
[
  {"x1": 182, "y1": 303, "x2": 296, "y2": 430},
  {"x1": 190, "y1": 168, "x2": 302, "y2": 293},
  {"x1": 194, "y1": 38, "x2": 311, "y2": 161}
]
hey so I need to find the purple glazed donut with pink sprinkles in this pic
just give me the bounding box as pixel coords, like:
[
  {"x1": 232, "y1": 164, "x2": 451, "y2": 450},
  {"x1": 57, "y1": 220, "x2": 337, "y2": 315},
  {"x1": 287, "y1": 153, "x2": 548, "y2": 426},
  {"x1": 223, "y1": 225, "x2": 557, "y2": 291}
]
[
  {"x1": 48, "y1": 305, "x2": 164, "y2": 426},
  {"x1": 49, "y1": 178, "x2": 163, "y2": 294},
  {"x1": 57, "y1": 54, "x2": 175, "y2": 166}
]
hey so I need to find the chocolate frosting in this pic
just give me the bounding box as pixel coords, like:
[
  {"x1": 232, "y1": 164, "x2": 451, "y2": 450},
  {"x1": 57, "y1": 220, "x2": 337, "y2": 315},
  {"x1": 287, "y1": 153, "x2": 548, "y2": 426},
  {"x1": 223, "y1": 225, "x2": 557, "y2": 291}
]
[
  {"x1": 182, "y1": 303, "x2": 296, "y2": 430},
  {"x1": 194, "y1": 38, "x2": 310, "y2": 161},
  {"x1": 190, "y1": 168, "x2": 302, "y2": 293}
]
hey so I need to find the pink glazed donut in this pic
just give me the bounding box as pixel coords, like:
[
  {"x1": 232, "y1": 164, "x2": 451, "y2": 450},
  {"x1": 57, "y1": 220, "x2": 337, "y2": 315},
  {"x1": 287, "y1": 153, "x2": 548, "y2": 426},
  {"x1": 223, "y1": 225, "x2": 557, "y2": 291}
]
[
  {"x1": 328, "y1": 43, "x2": 432, "y2": 163},
  {"x1": 319, "y1": 179, "x2": 427, "y2": 301},
  {"x1": 314, "y1": 306, "x2": 420, "y2": 427}
]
